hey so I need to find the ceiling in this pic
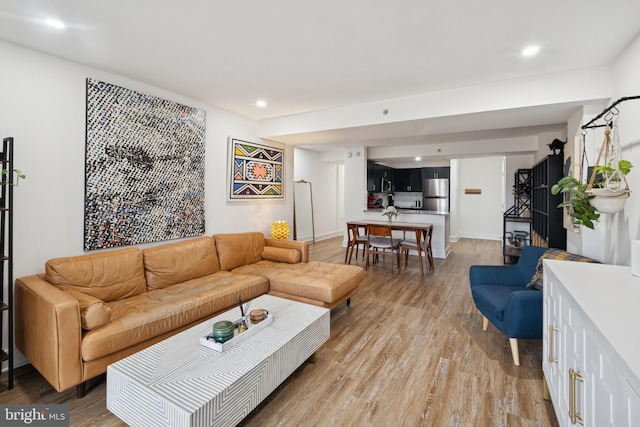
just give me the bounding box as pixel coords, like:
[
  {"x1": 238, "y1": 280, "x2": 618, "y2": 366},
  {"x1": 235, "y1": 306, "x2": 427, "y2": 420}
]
[{"x1": 1, "y1": 0, "x2": 639, "y2": 157}]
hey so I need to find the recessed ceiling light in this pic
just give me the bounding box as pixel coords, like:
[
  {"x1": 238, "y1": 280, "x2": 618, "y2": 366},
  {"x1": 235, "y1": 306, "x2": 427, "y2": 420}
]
[
  {"x1": 256, "y1": 100, "x2": 267, "y2": 108},
  {"x1": 522, "y1": 45, "x2": 540, "y2": 57},
  {"x1": 45, "y1": 18, "x2": 66, "y2": 29},
  {"x1": 415, "y1": 157, "x2": 421, "y2": 161}
]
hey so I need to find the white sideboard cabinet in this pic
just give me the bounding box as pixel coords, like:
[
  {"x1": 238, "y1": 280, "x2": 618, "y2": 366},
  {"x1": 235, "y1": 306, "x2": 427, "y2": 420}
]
[{"x1": 542, "y1": 260, "x2": 640, "y2": 426}]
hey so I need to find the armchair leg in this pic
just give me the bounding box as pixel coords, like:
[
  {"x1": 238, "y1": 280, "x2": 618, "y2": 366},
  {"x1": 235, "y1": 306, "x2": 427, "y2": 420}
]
[
  {"x1": 509, "y1": 338, "x2": 520, "y2": 366},
  {"x1": 482, "y1": 316, "x2": 489, "y2": 331}
]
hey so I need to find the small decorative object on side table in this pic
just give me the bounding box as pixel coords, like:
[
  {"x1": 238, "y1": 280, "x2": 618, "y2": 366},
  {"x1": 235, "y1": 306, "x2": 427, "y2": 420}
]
[
  {"x1": 200, "y1": 314, "x2": 275, "y2": 352},
  {"x1": 250, "y1": 309, "x2": 269, "y2": 324},
  {"x1": 211, "y1": 321, "x2": 235, "y2": 343}
]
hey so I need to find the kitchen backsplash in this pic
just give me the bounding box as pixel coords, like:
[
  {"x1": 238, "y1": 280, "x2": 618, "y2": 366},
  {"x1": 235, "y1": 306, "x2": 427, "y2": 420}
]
[
  {"x1": 372, "y1": 192, "x2": 422, "y2": 208},
  {"x1": 394, "y1": 192, "x2": 423, "y2": 208}
]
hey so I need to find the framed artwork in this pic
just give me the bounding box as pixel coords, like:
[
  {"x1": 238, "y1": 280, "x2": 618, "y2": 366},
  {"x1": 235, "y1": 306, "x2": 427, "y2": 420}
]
[
  {"x1": 228, "y1": 137, "x2": 284, "y2": 199},
  {"x1": 84, "y1": 78, "x2": 206, "y2": 250}
]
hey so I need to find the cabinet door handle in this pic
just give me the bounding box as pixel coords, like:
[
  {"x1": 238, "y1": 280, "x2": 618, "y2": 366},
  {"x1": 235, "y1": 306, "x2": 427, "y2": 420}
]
[
  {"x1": 569, "y1": 368, "x2": 584, "y2": 425},
  {"x1": 548, "y1": 325, "x2": 559, "y2": 363}
]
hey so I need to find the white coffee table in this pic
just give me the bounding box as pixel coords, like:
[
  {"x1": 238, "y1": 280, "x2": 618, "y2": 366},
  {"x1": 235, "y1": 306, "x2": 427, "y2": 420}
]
[{"x1": 106, "y1": 294, "x2": 330, "y2": 427}]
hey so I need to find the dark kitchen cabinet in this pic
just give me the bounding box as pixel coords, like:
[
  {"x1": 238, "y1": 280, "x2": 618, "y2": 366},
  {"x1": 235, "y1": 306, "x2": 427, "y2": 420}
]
[
  {"x1": 395, "y1": 168, "x2": 422, "y2": 192},
  {"x1": 382, "y1": 166, "x2": 394, "y2": 191},
  {"x1": 367, "y1": 161, "x2": 382, "y2": 192},
  {"x1": 367, "y1": 161, "x2": 394, "y2": 192},
  {"x1": 421, "y1": 167, "x2": 450, "y2": 180},
  {"x1": 409, "y1": 168, "x2": 422, "y2": 191}
]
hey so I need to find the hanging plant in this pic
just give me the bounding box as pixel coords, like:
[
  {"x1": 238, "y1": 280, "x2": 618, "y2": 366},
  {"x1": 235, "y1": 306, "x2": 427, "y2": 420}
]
[
  {"x1": 551, "y1": 119, "x2": 632, "y2": 229},
  {"x1": 551, "y1": 176, "x2": 600, "y2": 229}
]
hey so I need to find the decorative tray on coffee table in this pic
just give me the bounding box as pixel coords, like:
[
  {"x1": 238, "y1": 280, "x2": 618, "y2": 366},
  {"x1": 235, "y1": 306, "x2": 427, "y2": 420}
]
[{"x1": 199, "y1": 314, "x2": 274, "y2": 352}]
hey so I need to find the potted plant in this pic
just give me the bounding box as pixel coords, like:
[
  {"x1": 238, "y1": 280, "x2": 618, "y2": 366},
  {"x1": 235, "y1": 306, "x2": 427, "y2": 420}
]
[
  {"x1": 1, "y1": 169, "x2": 26, "y2": 186},
  {"x1": 551, "y1": 176, "x2": 599, "y2": 229},
  {"x1": 551, "y1": 159, "x2": 632, "y2": 229},
  {"x1": 381, "y1": 206, "x2": 398, "y2": 224}
]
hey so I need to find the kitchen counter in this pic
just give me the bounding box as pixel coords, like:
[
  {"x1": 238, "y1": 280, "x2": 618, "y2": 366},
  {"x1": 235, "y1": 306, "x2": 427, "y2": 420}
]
[{"x1": 364, "y1": 208, "x2": 450, "y2": 216}]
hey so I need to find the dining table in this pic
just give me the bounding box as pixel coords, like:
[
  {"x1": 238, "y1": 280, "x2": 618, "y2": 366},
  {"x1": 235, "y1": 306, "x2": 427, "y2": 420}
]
[{"x1": 346, "y1": 219, "x2": 434, "y2": 275}]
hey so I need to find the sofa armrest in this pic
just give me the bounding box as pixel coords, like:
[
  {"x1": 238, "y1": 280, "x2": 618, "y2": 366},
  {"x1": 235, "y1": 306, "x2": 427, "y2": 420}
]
[
  {"x1": 502, "y1": 289, "x2": 543, "y2": 339},
  {"x1": 264, "y1": 238, "x2": 309, "y2": 263},
  {"x1": 15, "y1": 274, "x2": 84, "y2": 392},
  {"x1": 469, "y1": 265, "x2": 527, "y2": 288}
]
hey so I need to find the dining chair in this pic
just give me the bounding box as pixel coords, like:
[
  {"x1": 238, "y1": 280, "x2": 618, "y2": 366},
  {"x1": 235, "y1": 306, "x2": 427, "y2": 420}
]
[
  {"x1": 365, "y1": 225, "x2": 402, "y2": 271},
  {"x1": 400, "y1": 225, "x2": 434, "y2": 275},
  {"x1": 345, "y1": 223, "x2": 368, "y2": 264}
]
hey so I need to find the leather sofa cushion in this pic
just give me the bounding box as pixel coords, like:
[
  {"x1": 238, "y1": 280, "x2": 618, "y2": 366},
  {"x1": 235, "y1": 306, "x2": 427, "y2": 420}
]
[
  {"x1": 261, "y1": 246, "x2": 301, "y2": 264},
  {"x1": 214, "y1": 232, "x2": 265, "y2": 271},
  {"x1": 232, "y1": 261, "x2": 363, "y2": 304},
  {"x1": 64, "y1": 289, "x2": 112, "y2": 330},
  {"x1": 80, "y1": 271, "x2": 269, "y2": 362},
  {"x1": 143, "y1": 236, "x2": 220, "y2": 290},
  {"x1": 45, "y1": 247, "x2": 146, "y2": 302}
]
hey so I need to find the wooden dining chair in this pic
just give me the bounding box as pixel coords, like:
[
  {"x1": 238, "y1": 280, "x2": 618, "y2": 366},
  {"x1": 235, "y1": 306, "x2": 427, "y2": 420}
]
[
  {"x1": 400, "y1": 224, "x2": 434, "y2": 275},
  {"x1": 345, "y1": 223, "x2": 368, "y2": 264},
  {"x1": 365, "y1": 225, "x2": 402, "y2": 271}
]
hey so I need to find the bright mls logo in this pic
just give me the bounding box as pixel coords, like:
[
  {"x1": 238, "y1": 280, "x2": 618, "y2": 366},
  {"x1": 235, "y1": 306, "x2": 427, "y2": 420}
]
[{"x1": 1, "y1": 404, "x2": 68, "y2": 426}]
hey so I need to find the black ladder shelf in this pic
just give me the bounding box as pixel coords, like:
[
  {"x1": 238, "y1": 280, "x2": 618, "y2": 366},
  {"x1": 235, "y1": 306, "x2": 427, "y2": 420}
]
[
  {"x1": 503, "y1": 169, "x2": 533, "y2": 264},
  {"x1": 1, "y1": 136, "x2": 14, "y2": 390}
]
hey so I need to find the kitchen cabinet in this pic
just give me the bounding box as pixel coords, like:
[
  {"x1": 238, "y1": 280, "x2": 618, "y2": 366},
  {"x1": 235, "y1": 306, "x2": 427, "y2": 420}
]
[
  {"x1": 382, "y1": 166, "x2": 394, "y2": 191},
  {"x1": 394, "y1": 168, "x2": 422, "y2": 192},
  {"x1": 543, "y1": 261, "x2": 640, "y2": 427},
  {"x1": 367, "y1": 161, "x2": 394, "y2": 192},
  {"x1": 409, "y1": 168, "x2": 422, "y2": 191},
  {"x1": 421, "y1": 167, "x2": 450, "y2": 180},
  {"x1": 367, "y1": 161, "x2": 382, "y2": 192}
]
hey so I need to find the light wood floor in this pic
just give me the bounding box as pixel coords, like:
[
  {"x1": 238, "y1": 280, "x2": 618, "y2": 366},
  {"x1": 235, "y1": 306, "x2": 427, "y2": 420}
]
[{"x1": 0, "y1": 238, "x2": 559, "y2": 427}]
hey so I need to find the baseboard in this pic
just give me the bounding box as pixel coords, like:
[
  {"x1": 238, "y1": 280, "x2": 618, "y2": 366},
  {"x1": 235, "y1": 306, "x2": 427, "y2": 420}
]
[
  {"x1": 315, "y1": 231, "x2": 343, "y2": 242},
  {"x1": 458, "y1": 232, "x2": 502, "y2": 241}
]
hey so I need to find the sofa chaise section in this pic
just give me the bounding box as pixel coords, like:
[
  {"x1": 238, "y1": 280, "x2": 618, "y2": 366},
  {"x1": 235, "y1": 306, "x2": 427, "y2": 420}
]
[{"x1": 214, "y1": 232, "x2": 362, "y2": 309}]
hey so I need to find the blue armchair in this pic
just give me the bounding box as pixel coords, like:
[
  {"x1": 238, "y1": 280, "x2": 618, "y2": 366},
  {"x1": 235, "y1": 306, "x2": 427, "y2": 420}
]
[{"x1": 469, "y1": 246, "x2": 547, "y2": 366}]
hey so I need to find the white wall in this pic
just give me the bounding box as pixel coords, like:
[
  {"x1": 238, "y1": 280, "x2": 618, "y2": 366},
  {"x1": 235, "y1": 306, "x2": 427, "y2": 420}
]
[
  {"x1": 343, "y1": 145, "x2": 368, "y2": 242},
  {"x1": 293, "y1": 147, "x2": 343, "y2": 241},
  {"x1": 0, "y1": 40, "x2": 293, "y2": 363},
  {"x1": 575, "y1": 32, "x2": 640, "y2": 265},
  {"x1": 457, "y1": 157, "x2": 504, "y2": 240}
]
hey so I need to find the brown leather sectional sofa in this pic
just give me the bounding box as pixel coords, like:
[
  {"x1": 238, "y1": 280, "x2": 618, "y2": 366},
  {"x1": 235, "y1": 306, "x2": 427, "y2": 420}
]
[{"x1": 15, "y1": 232, "x2": 363, "y2": 396}]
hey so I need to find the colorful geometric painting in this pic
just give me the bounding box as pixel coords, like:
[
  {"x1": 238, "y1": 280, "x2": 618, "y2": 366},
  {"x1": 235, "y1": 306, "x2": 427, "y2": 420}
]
[
  {"x1": 84, "y1": 78, "x2": 206, "y2": 250},
  {"x1": 229, "y1": 137, "x2": 284, "y2": 199}
]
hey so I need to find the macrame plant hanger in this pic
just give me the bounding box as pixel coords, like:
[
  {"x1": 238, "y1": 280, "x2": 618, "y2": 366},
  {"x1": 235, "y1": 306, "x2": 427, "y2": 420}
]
[{"x1": 586, "y1": 116, "x2": 628, "y2": 192}]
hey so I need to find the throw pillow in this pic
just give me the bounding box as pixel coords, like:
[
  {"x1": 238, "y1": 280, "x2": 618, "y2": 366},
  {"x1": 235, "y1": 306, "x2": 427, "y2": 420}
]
[
  {"x1": 64, "y1": 288, "x2": 112, "y2": 330},
  {"x1": 526, "y1": 248, "x2": 600, "y2": 291},
  {"x1": 261, "y1": 246, "x2": 302, "y2": 264}
]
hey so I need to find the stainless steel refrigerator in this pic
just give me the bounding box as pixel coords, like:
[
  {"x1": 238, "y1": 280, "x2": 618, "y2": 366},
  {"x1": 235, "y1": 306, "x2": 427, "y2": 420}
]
[{"x1": 422, "y1": 178, "x2": 449, "y2": 212}]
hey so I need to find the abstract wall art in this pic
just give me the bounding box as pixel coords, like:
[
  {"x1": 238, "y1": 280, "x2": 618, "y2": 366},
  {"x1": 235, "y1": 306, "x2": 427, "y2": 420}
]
[
  {"x1": 228, "y1": 137, "x2": 284, "y2": 199},
  {"x1": 84, "y1": 78, "x2": 206, "y2": 250}
]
